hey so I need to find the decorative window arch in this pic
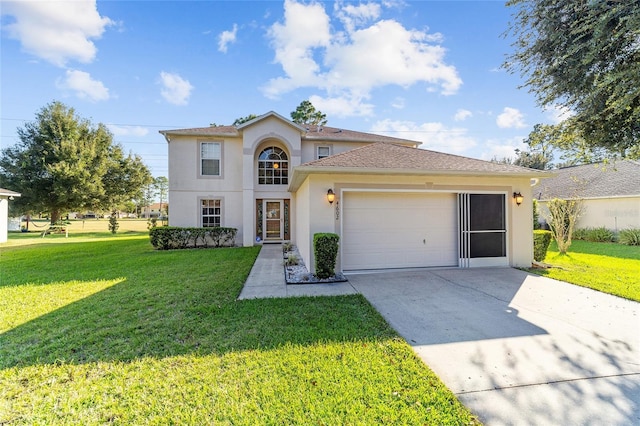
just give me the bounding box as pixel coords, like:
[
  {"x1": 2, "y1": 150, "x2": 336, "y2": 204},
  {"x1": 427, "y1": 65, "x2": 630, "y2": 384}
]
[{"x1": 258, "y1": 146, "x2": 288, "y2": 185}]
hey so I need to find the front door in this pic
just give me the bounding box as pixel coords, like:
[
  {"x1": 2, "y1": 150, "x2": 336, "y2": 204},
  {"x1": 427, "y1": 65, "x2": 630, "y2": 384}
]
[{"x1": 264, "y1": 200, "x2": 283, "y2": 240}]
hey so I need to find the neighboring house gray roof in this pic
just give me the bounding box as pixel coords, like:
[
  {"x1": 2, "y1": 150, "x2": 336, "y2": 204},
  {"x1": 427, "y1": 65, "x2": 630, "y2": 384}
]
[
  {"x1": 0, "y1": 188, "x2": 21, "y2": 197},
  {"x1": 290, "y1": 142, "x2": 551, "y2": 190},
  {"x1": 159, "y1": 111, "x2": 420, "y2": 146},
  {"x1": 535, "y1": 160, "x2": 640, "y2": 200}
]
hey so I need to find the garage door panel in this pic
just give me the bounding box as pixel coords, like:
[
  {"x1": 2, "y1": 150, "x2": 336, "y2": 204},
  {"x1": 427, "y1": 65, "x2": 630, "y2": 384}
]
[{"x1": 343, "y1": 192, "x2": 457, "y2": 270}]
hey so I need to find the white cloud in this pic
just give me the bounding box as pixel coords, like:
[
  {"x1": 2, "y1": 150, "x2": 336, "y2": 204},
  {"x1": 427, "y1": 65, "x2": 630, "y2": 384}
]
[
  {"x1": 107, "y1": 125, "x2": 149, "y2": 137},
  {"x1": 218, "y1": 24, "x2": 238, "y2": 53},
  {"x1": 480, "y1": 137, "x2": 528, "y2": 162},
  {"x1": 370, "y1": 119, "x2": 477, "y2": 154},
  {"x1": 2, "y1": 0, "x2": 112, "y2": 67},
  {"x1": 56, "y1": 70, "x2": 110, "y2": 102},
  {"x1": 545, "y1": 104, "x2": 574, "y2": 124},
  {"x1": 454, "y1": 108, "x2": 472, "y2": 121},
  {"x1": 496, "y1": 107, "x2": 527, "y2": 129},
  {"x1": 335, "y1": 2, "x2": 381, "y2": 33},
  {"x1": 262, "y1": 0, "x2": 461, "y2": 116},
  {"x1": 159, "y1": 72, "x2": 193, "y2": 106},
  {"x1": 391, "y1": 97, "x2": 405, "y2": 109},
  {"x1": 263, "y1": 0, "x2": 331, "y2": 98},
  {"x1": 309, "y1": 94, "x2": 375, "y2": 118}
]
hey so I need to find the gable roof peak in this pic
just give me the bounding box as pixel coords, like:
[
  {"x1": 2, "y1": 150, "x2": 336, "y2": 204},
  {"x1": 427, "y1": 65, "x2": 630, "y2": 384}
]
[{"x1": 236, "y1": 111, "x2": 307, "y2": 132}]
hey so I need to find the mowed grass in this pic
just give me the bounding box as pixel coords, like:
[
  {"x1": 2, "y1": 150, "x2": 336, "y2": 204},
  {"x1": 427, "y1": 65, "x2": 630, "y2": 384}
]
[
  {"x1": 527, "y1": 240, "x2": 640, "y2": 302},
  {"x1": 5, "y1": 218, "x2": 150, "y2": 246},
  {"x1": 0, "y1": 232, "x2": 478, "y2": 425}
]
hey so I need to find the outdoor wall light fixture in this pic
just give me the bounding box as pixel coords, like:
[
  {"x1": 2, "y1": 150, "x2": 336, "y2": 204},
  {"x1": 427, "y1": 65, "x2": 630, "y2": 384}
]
[
  {"x1": 327, "y1": 189, "x2": 336, "y2": 205},
  {"x1": 513, "y1": 192, "x2": 524, "y2": 206}
]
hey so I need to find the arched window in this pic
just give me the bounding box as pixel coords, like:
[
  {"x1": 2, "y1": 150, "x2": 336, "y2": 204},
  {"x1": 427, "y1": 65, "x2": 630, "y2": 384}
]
[{"x1": 258, "y1": 146, "x2": 288, "y2": 185}]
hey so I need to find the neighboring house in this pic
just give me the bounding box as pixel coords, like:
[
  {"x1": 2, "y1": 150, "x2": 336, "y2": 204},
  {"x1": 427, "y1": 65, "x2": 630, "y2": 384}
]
[
  {"x1": 160, "y1": 111, "x2": 550, "y2": 273},
  {"x1": 535, "y1": 160, "x2": 640, "y2": 232},
  {"x1": 142, "y1": 203, "x2": 167, "y2": 219},
  {"x1": 0, "y1": 188, "x2": 21, "y2": 243}
]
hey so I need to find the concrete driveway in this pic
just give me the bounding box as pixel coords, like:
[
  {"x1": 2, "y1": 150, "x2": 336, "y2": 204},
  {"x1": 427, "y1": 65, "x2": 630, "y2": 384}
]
[{"x1": 348, "y1": 268, "x2": 640, "y2": 425}]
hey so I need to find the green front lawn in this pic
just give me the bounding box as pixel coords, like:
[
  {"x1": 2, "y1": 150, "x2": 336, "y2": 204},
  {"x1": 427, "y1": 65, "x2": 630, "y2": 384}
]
[
  {"x1": 527, "y1": 240, "x2": 640, "y2": 302},
  {"x1": 0, "y1": 233, "x2": 477, "y2": 425}
]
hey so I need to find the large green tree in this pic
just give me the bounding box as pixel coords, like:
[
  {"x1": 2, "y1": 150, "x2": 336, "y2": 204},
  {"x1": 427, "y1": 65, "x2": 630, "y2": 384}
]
[
  {"x1": 504, "y1": 0, "x2": 640, "y2": 156},
  {"x1": 0, "y1": 101, "x2": 152, "y2": 223},
  {"x1": 290, "y1": 100, "x2": 327, "y2": 126},
  {"x1": 153, "y1": 176, "x2": 168, "y2": 217}
]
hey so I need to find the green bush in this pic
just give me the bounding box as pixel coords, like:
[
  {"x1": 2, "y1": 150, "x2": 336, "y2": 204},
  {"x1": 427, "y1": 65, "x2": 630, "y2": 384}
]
[
  {"x1": 108, "y1": 210, "x2": 119, "y2": 234},
  {"x1": 149, "y1": 226, "x2": 237, "y2": 250},
  {"x1": 572, "y1": 228, "x2": 588, "y2": 240},
  {"x1": 574, "y1": 227, "x2": 615, "y2": 242},
  {"x1": 619, "y1": 228, "x2": 640, "y2": 246},
  {"x1": 533, "y1": 230, "x2": 553, "y2": 262},
  {"x1": 532, "y1": 199, "x2": 541, "y2": 230},
  {"x1": 313, "y1": 233, "x2": 339, "y2": 279}
]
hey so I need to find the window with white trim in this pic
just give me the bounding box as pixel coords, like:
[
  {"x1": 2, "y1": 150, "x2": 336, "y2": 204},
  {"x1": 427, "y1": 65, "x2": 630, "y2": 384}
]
[
  {"x1": 317, "y1": 145, "x2": 331, "y2": 159},
  {"x1": 201, "y1": 142, "x2": 221, "y2": 176},
  {"x1": 201, "y1": 199, "x2": 221, "y2": 227},
  {"x1": 258, "y1": 146, "x2": 288, "y2": 185}
]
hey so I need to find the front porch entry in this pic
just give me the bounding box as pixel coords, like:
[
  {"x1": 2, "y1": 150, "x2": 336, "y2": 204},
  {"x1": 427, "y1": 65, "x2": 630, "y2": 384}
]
[{"x1": 256, "y1": 198, "x2": 290, "y2": 242}]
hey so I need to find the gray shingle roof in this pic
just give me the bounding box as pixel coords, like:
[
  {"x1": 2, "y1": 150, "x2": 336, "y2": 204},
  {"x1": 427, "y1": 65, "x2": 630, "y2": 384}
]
[
  {"x1": 301, "y1": 125, "x2": 419, "y2": 145},
  {"x1": 535, "y1": 160, "x2": 640, "y2": 200},
  {"x1": 160, "y1": 124, "x2": 419, "y2": 145},
  {"x1": 290, "y1": 143, "x2": 551, "y2": 190},
  {"x1": 159, "y1": 110, "x2": 420, "y2": 146},
  {"x1": 300, "y1": 142, "x2": 549, "y2": 174}
]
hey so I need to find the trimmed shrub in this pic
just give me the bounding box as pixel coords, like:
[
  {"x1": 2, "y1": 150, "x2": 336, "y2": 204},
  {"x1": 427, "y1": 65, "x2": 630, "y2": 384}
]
[
  {"x1": 313, "y1": 233, "x2": 339, "y2": 279},
  {"x1": 619, "y1": 228, "x2": 640, "y2": 246},
  {"x1": 533, "y1": 230, "x2": 553, "y2": 262},
  {"x1": 573, "y1": 227, "x2": 615, "y2": 242},
  {"x1": 149, "y1": 226, "x2": 237, "y2": 250},
  {"x1": 532, "y1": 199, "x2": 541, "y2": 230}
]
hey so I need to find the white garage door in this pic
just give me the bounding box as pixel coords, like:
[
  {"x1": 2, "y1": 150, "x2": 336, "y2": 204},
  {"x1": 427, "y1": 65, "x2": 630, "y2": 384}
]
[{"x1": 342, "y1": 192, "x2": 458, "y2": 270}]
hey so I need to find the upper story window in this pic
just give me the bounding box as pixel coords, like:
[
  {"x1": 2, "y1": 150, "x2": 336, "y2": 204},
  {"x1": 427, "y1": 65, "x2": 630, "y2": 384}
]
[
  {"x1": 258, "y1": 146, "x2": 288, "y2": 185},
  {"x1": 201, "y1": 142, "x2": 221, "y2": 176},
  {"x1": 317, "y1": 146, "x2": 331, "y2": 159}
]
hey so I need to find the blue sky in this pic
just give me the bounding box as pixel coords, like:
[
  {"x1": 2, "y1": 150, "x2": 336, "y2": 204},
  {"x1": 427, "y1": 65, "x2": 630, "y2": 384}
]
[{"x1": 1, "y1": 0, "x2": 568, "y2": 178}]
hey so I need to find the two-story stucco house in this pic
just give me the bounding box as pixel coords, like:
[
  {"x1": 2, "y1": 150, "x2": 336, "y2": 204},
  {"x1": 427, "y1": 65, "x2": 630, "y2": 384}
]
[{"x1": 160, "y1": 111, "x2": 550, "y2": 273}]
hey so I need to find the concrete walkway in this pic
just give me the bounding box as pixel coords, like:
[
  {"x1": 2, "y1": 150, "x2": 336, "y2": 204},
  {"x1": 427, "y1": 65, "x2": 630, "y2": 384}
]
[
  {"x1": 349, "y1": 268, "x2": 640, "y2": 426},
  {"x1": 237, "y1": 243, "x2": 358, "y2": 299}
]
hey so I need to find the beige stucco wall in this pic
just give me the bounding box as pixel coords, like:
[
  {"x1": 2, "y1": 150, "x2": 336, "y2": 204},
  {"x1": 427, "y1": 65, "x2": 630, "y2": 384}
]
[
  {"x1": 539, "y1": 197, "x2": 640, "y2": 231},
  {"x1": 293, "y1": 178, "x2": 311, "y2": 268},
  {"x1": 294, "y1": 173, "x2": 535, "y2": 271},
  {"x1": 0, "y1": 197, "x2": 8, "y2": 243},
  {"x1": 168, "y1": 134, "x2": 244, "y2": 243}
]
